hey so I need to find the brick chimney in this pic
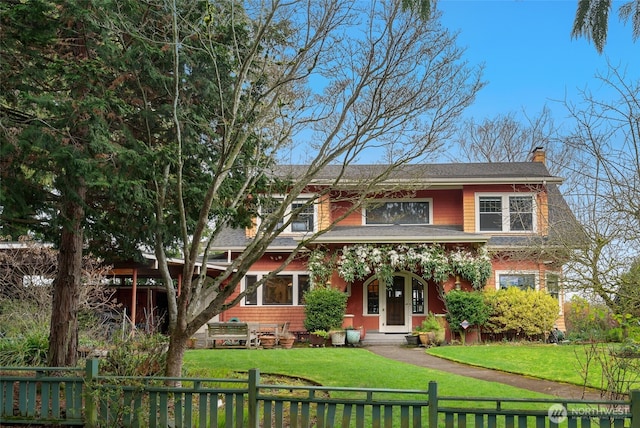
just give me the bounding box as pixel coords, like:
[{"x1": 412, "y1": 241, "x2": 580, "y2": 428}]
[{"x1": 531, "y1": 146, "x2": 546, "y2": 164}]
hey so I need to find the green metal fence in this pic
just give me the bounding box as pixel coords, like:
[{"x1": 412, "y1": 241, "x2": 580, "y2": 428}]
[{"x1": 1, "y1": 359, "x2": 639, "y2": 427}]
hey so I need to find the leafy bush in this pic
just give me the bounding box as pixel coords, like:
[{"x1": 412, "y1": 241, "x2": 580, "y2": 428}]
[
  {"x1": 564, "y1": 296, "x2": 613, "y2": 341},
  {"x1": 445, "y1": 290, "x2": 489, "y2": 333},
  {"x1": 444, "y1": 290, "x2": 489, "y2": 344},
  {"x1": 606, "y1": 327, "x2": 624, "y2": 343},
  {"x1": 484, "y1": 287, "x2": 559, "y2": 339},
  {"x1": 303, "y1": 286, "x2": 347, "y2": 332},
  {"x1": 415, "y1": 312, "x2": 442, "y2": 332},
  {"x1": 0, "y1": 331, "x2": 49, "y2": 366},
  {"x1": 100, "y1": 334, "x2": 168, "y2": 377}
]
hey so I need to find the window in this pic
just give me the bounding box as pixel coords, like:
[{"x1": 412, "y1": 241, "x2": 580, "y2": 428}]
[
  {"x1": 496, "y1": 271, "x2": 537, "y2": 290},
  {"x1": 291, "y1": 202, "x2": 314, "y2": 232},
  {"x1": 477, "y1": 194, "x2": 535, "y2": 232},
  {"x1": 412, "y1": 277, "x2": 425, "y2": 314},
  {"x1": 546, "y1": 273, "x2": 560, "y2": 300},
  {"x1": 367, "y1": 280, "x2": 380, "y2": 314},
  {"x1": 365, "y1": 200, "x2": 432, "y2": 225},
  {"x1": 261, "y1": 196, "x2": 316, "y2": 233},
  {"x1": 298, "y1": 275, "x2": 311, "y2": 304},
  {"x1": 243, "y1": 273, "x2": 309, "y2": 306}
]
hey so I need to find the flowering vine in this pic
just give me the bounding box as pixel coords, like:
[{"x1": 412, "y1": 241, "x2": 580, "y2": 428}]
[{"x1": 308, "y1": 244, "x2": 492, "y2": 290}]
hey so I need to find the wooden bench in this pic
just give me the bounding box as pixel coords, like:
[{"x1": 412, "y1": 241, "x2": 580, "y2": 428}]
[{"x1": 207, "y1": 322, "x2": 255, "y2": 349}]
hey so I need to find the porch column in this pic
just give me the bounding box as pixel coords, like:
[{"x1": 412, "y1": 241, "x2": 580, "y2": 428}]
[{"x1": 130, "y1": 268, "x2": 137, "y2": 336}]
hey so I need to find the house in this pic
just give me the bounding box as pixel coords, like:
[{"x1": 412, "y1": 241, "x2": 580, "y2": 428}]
[{"x1": 212, "y1": 148, "x2": 572, "y2": 341}]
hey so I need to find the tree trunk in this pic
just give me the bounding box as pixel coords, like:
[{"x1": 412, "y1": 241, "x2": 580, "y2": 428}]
[
  {"x1": 48, "y1": 185, "x2": 85, "y2": 367},
  {"x1": 165, "y1": 328, "x2": 189, "y2": 383}
]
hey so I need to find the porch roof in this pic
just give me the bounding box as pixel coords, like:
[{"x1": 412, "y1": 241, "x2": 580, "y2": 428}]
[{"x1": 304, "y1": 225, "x2": 488, "y2": 244}]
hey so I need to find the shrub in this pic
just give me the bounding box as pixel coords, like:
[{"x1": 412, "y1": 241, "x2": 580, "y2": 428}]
[
  {"x1": 564, "y1": 296, "x2": 613, "y2": 341},
  {"x1": 100, "y1": 333, "x2": 168, "y2": 377},
  {"x1": 303, "y1": 286, "x2": 347, "y2": 332},
  {"x1": 485, "y1": 287, "x2": 559, "y2": 340},
  {"x1": 444, "y1": 290, "x2": 489, "y2": 344},
  {"x1": 0, "y1": 331, "x2": 49, "y2": 366}
]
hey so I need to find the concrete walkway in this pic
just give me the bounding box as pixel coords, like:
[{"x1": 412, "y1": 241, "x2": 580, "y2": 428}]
[{"x1": 366, "y1": 345, "x2": 604, "y2": 400}]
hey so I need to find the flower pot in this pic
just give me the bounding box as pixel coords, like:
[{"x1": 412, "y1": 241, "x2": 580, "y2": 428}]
[
  {"x1": 260, "y1": 335, "x2": 277, "y2": 349},
  {"x1": 418, "y1": 332, "x2": 435, "y2": 346},
  {"x1": 309, "y1": 333, "x2": 327, "y2": 347},
  {"x1": 405, "y1": 335, "x2": 419, "y2": 346},
  {"x1": 346, "y1": 329, "x2": 361, "y2": 345},
  {"x1": 279, "y1": 336, "x2": 295, "y2": 349},
  {"x1": 330, "y1": 330, "x2": 346, "y2": 346}
]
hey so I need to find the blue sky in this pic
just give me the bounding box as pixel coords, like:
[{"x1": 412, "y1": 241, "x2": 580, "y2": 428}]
[{"x1": 437, "y1": 0, "x2": 640, "y2": 124}]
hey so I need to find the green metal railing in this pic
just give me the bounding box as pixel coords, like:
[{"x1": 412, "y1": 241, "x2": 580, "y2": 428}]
[{"x1": 1, "y1": 359, "x2": 639, "y2": 427}]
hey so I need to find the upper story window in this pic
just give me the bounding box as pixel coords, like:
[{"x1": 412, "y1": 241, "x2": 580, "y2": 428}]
[
  {"x1": 477, "y1": 193, "x2": 535, "y2": 233},
  {"x1": 262, "y1": 196, "x2": 316, "y2": 234},
  {"x1": 364, "y1": 200, "x2": 432, "y2": 225}
]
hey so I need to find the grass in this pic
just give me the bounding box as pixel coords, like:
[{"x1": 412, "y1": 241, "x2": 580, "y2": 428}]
[
  {"x1": 426, "y1": 343, "x2": 604, "y2": 389},
  {"x1": 184, "y1": 347, "x2": 554, "y2": 399}
]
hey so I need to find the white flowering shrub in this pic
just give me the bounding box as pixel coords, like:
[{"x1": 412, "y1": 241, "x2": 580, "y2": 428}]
[{"x1": 310, "y1": 244, "x2": 492, "y2": 289}]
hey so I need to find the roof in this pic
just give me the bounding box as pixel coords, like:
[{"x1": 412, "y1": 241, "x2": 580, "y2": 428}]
[
  {"x1": 211, "y1": 161, "x2": 570, "y2": 252},
  {"x1": 271, "y1": 162, "x2": 563, "y2": 186}
]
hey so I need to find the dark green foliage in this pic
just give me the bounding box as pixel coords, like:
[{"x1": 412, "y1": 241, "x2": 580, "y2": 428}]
[
  {"x1": 303, "y1": 286, "x2": 347, "y2": 332},
  {"x1": 444, "y1": 290, "x2": 490, "y2": 333},
  {"x1": 0, "y1": 332, "x2": 49, "y2": 367}
]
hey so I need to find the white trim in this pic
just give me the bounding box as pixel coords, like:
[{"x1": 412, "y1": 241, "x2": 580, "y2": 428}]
[
  {"x1": 363, "y1": 272, "x2": 428, "y2": 333},
  {"x1": 258, "y1": 194, "x2": 318, "y2": 235},
  {"x1": 362, "y1": 198, "x2": 433, "y2": 226},
  {"x1": 241, "y1": 271, "x2": 310, "y2": 307},
  {"x1": 495, "y1": 270, "x2": 539, "y2": 290},
  {"x1": 545, "y1": 272, "x2": 564, "y2": 314},
  {"x1": 475, "y1": 192, "x2": 537, "y2": 233}
]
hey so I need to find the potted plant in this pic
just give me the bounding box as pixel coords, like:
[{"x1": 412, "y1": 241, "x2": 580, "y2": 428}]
[
  {"x1": 405, "y1": 332, "x2": 420, "y2": 346},
  {"x1": 303, "y1": 285, "x2": 348, "y2": 345},
  {"x1": 279, "y1": 332, "x2": 295, "y2": 349},
  {"x1": 330, "y1": 327, "x2": 346, "y2": 346},
  {"x1": 309, "y1": 330, "x2": 329, "y2": 347},
  {"x1": 260, "y1": 334, "x2": 277, "y2": 349},
  {"x1": 345, "y1": 326, "x2": 361, "y2": 345},
  {"x1": 415, "y1": 313, "x2": 443, "y2": 346}
]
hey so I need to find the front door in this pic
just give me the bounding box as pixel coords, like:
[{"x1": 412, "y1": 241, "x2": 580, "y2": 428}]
[{"x1": 380, "y1": 274, "x2": 411, "y2": 333}]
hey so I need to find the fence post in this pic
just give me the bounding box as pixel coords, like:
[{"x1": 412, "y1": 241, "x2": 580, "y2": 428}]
[
  {"x1": 84, "y1": 358, "x2": 99, "y2": 428},
  {"x1": 631, "y1": 390, "x2": 640, "y2": 428},
  {"x1": 428, "y1": 381, "x2": 438, "y2": 427},
  {"x1": 248, "y1": 368, "x2": 260, "y2": 428}
]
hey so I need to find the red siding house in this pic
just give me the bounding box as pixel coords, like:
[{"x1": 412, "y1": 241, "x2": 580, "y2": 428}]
[{"x1": 211, "y1": 149, "x2": 570, "y2": 341}]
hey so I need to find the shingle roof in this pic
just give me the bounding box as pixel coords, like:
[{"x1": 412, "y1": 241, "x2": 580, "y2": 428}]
[{"x1": 271, "y1": 162, "x2": 562, "y2": 185}]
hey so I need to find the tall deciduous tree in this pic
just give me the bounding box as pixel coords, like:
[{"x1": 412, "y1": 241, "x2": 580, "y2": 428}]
[
  {"x1": 101, "y1": 0, "x2": 483, "y2": 377},
  {"x1": 451, "y1": 107, "x2": 574, "y2": 177},
  {"x1": 559, "y1": 64, "x2": 640, "y2": 315}
]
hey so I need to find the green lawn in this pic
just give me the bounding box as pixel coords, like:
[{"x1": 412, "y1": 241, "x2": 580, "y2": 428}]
[
  {"x1": 426, "y1": 344, "x2": 603, "y2": 389},
  {"x1": 184, "y1": 347, "x2": 553, "y2": 399}
]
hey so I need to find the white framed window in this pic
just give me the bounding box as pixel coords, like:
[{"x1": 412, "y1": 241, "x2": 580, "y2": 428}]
[
  {"x1": 546, "y1": 272, "x2": 563, "y2": 314},
  {"x1": 363, "y1": 199, "x2": 433, "y2": 225},
  {"x1": 243, "y1": 272, "x2": 310, "y2": 306},
  {"x1": 476, "y1": 193, "x2": 536, "y2": 233},
  {"x1": 495, "y1": 270, "x2": 538, "y2": 290},
  {"x1": 261, "y1": 194, "x2": 317, "y2": 234}
]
